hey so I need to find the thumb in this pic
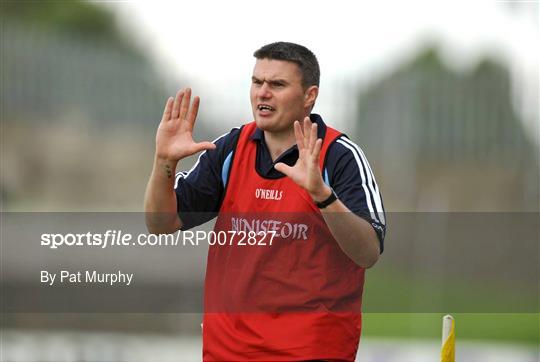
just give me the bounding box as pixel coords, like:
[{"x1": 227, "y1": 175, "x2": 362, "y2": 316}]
[
  {"x1": 274, "y1": 162, "x2": 293, "y2": 177},
  {"x1": 195, "y1": 141, "x2": 216, "y2": 151},
  {"x1": 190, "y1": 142, "x2": 216, "y2": 155}
]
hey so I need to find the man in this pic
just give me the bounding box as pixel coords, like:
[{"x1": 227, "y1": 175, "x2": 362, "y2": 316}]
[{"x1": 145, "y1": 42, "x2": 386, "y2": 361}]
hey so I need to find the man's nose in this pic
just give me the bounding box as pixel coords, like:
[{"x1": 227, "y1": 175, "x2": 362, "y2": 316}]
[{"x1": 257, "y1": 82, "x2": 271, "y2": 99}]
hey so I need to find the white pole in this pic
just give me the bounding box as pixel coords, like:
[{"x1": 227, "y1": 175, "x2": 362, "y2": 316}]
[
  {"x1": 441, "y1": 314, "x2": 455, "y2": 362},
  {"x1": 442, "y1": 314, "x2": 454, "y2": 345}
]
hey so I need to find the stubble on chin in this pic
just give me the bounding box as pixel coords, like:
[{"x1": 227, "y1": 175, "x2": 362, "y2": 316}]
[{"x1": 256, "y1": 119, "x2": 297, "y2": 138}]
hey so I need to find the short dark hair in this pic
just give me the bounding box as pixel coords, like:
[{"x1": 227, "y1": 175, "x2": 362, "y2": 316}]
[{"x1": 253, "y1": 42, "x2": 320, "y2": 88}]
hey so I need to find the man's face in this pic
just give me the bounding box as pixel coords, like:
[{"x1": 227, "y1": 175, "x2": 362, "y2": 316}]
[{"x1": 250, "y1": 58, "x2": 313, "y2": 133}]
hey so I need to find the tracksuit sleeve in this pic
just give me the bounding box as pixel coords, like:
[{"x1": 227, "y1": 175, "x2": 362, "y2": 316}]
[
  {"x1": 325, "y1": 136, "x2": 387, "y2": 252},
  {"x1": 174, "y1": 128, "x2": 239, "y2": 230}
]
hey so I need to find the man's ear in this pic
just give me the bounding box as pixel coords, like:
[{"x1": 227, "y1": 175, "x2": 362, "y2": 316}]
[{"x1": 304, "y1": 85, "x2": 319, "y2": 109}]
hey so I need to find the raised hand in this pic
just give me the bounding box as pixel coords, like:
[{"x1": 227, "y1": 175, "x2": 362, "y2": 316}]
[
  {"x1": 155, "y1": 88, "x2": 215, "y2": 162},
  {"x1": 274, "y1": 117, "x2": 331, "y2": 202}
]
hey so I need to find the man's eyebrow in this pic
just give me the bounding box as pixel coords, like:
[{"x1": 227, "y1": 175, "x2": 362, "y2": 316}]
[
  {"x1": 251, "y1": 76, "x2": 289, "y2": 84},
  {"x1": 269, "y1": 79, "x2": 288, "y2": 85}
]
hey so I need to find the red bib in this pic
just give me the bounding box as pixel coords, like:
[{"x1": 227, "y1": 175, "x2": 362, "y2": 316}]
[{"x1": 203, "y1": 122, "x2": 365, "y2": 361}]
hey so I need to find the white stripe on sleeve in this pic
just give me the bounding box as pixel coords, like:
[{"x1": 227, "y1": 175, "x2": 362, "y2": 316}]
[{"x1": 337, "y1": 138, "x2": 386, "y2": 225}]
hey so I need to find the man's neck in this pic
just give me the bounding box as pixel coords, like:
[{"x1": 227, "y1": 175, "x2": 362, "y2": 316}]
[{"x1": 264, "y1": 128, "x2": 297, "y2": 162}]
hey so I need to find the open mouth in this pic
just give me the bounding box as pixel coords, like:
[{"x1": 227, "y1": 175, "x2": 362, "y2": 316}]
[{"x1": 257, "y1": 104, "x2": 275, "y2": 112}]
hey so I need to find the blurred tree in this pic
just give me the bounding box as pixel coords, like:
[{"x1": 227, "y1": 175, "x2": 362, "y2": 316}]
[
  {"x1": 356, "y1": 46, "x2": 539, "y2": 211},
  {"x1": 3, "y1": 1, "x2": 114, "y2": 33},
  {"x1": 2, "y1": 0, "x2": 170, "y2": 125},
  {"x1": 2, "y1": 0, "x2": 176, "y2": 210},
  {"x1": 2, "y1": 0, "x2": 146, "y2": 62}
]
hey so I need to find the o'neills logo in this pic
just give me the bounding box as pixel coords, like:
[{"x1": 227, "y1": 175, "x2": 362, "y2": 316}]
[{"x1": 255, "y1": 188, "x2": 283, "y2": 200}]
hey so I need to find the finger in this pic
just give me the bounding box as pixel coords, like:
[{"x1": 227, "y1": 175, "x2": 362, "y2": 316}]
[
  {"x1": 312, "y1": 138, "x2": 323, "y2": 164},
  {"x1": 192, "y1": 141, "x2": 216, "y2": 153},
  {"x1": 179, "y1": 87, "x2": 192, "y2": 120},
  {"x1": 187, "y1": 96, "x2": 200, "y2": 130},
  {"x1": 161, "y1": 97, "x2": 174, "y2": 122},
  {"x1": 171, "y1": 89, "x2": 184, "y2": 119},
  {"x1": 274, "y1": 162, "x2": 293, "y2": 177},
  {"x1": 308, "y1": 122, "x2": 318, "y2": 154},
  {"x1": 302, "y1": 117, "x2": 311, "y2": 145},
  {"x1": 183, "y1": 142, "x2": 216, "y2": 158},
  {"x1": 294, "y1": 120, "x2": 305, "y2": 150}
]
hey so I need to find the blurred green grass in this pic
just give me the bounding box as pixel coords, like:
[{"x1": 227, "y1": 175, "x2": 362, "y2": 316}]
[
  {"x1": 363, "y1": 270, "x2": 538, "y2": 313},
  {"x1": 361, "y1": 268, "x2": 539, "y2": 344},
  {"x1": 362, "y1": 313, "x2": 539, "y2": 345}
]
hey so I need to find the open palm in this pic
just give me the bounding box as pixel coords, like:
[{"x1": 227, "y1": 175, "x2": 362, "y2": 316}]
[
  {"x1": 274, "y1": 117, "x2": 326, "y2": 197},
  {"x1": 156, "y1": 88, "x2": 215, "y2": 161}
]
